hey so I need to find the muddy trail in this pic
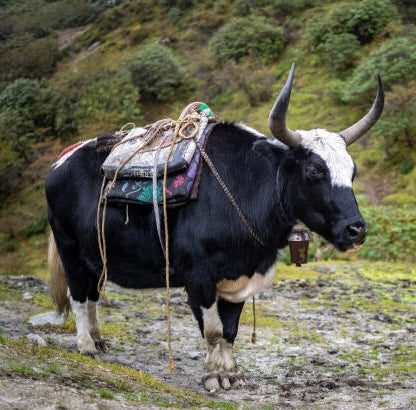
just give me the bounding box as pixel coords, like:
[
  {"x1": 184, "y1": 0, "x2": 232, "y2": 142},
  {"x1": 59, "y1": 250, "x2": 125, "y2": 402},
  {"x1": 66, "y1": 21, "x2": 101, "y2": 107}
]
[{"x1": 1, "y1": 261, "x2": 416, "y2": 409}]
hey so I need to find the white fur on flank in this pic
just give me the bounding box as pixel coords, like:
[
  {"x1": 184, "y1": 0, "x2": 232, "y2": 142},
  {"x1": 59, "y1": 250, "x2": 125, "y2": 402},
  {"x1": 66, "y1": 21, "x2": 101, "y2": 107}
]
[
  {"x1": 52, "y1": 138, "x2": 95, "y2": 169},
  {"x1": 216, "y1": 267, "x2": 276, "y2": 303},
  {"x1": 298, "y1": 128, "x2": 354, "y2": 188}
]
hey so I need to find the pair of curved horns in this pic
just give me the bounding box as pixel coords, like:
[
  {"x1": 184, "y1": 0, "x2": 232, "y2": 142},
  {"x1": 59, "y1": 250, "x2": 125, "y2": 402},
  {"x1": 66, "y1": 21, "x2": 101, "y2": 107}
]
[{"x1": 268, "y1": 63, "x2": 385, "y2": 147}]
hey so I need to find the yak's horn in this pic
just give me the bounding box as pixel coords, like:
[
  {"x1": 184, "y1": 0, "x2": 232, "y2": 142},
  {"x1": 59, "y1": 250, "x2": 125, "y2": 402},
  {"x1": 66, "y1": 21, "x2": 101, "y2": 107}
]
[
  {"x1": 268, "y1": 63, "x2": 301, "y2": 148},
  {"x1": 340, "y1": 74, "x2": 384, "y2": 146}
]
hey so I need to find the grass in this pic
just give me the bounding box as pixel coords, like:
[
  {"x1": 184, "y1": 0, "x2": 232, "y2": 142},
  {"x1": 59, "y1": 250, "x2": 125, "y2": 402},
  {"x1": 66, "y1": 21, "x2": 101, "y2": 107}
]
[{"x1": 0, "y1": 337, "x2": 238, "y2": 409}]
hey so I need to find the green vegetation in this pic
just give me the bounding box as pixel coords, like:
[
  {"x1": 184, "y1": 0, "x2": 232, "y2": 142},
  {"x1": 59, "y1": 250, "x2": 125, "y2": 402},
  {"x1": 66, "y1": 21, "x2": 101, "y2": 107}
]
[
  {"x1": 338, "y1": 37, "x2": 416, "y2": 102},
  {"x1": 0, "y1": 338, "x2": 237, "y2": 409},
  {"x1": 359, "y1": 206, "x2": 416, "y2": 262},
  {"x1": 209, "y1": 15, "x2": 286, "y2": 64},
  {"x1": 125, "y1": 42, "x2": 185, "y2": 102},
  {"x1": 0, "y1": 0, "x2": 415, "y2": 270}
]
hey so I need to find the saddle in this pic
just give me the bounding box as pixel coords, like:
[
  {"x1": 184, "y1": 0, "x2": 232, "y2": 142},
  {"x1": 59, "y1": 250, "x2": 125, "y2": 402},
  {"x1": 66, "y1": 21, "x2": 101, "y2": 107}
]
[{"x1": 99, "y1": 102, "x2": 217, "y2": 206}]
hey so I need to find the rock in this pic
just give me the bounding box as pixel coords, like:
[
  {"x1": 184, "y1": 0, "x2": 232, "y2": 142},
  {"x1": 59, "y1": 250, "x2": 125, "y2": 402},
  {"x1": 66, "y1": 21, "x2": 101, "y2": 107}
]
[
  {"x1": 22, "y1": 292, "x2": 32, "y2": 301},
  {"x1": 26, "y1": 333, "x2": 47, "y2": 346},
  {"x1": 188, "y1": 351, "x2": 200, "y2": 360},
  {"x1": 29, "y1": 311, "x2": 66, "y2": 326}
]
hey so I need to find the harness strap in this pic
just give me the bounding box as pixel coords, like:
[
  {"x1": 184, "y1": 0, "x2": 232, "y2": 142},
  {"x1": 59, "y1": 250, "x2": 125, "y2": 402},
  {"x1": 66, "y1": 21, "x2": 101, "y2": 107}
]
[{"x1": 195, "y1": 140, "x2": 268, "y2": 248}]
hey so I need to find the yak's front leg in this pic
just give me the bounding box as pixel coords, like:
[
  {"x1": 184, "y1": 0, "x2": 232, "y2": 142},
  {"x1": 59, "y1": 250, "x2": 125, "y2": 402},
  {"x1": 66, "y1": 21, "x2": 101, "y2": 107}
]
[{"x1": 200, "y1": 299, "x2": 246, "y2": 391}]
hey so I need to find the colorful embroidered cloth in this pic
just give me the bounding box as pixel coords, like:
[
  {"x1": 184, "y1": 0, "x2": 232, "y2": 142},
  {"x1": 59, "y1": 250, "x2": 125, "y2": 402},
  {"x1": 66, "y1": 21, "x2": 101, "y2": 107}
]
[
  {"x1": 101, "y1": 102, "x2": 215, "y2": 179},
  {"x1": 103, "y1": 123, "x2": 215, "y2": 205}
]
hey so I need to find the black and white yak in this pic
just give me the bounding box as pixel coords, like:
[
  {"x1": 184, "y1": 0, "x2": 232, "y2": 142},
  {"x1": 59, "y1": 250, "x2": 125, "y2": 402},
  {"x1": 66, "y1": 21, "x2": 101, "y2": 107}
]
[{"x1": 46, "y1": 65, "x2": 384, "y2": 391}]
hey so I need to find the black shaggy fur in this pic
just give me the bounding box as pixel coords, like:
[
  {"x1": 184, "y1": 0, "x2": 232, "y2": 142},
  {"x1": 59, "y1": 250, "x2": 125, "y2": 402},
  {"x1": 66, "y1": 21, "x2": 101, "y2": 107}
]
[{"x1": 46, "y1": 123, "x2": 365, "y2": 342}]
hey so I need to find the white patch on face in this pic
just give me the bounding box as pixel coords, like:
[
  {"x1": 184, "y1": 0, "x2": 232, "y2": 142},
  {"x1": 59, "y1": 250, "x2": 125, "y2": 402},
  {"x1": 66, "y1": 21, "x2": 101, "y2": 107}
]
[
  {"x1": 298, "y1": 128, "x2": 354, "y2": 187},
  {"x1": 216, "y1": 267, "x2": 276, "y2": 303},
  {"x1": 52, "y1": 138, "x2": 95, "y2": 169}
]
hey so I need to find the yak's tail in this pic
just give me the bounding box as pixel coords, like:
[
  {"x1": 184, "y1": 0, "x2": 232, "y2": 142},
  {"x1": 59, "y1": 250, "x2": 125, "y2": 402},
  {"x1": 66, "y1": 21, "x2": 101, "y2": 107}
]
[{"x1": 48, "y1": 231, "x2": 70, "y2": 316}]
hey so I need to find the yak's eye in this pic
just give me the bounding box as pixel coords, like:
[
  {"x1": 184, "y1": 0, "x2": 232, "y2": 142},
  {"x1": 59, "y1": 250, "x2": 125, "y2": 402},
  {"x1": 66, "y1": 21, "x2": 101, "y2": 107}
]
[{"x1": 305, "y1": 164, "x2": 325, "y2": 181}]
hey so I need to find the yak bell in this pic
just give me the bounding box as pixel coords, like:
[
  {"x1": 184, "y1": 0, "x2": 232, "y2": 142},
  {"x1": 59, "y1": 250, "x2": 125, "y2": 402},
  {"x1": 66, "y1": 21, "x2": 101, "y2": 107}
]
[{"x1": 288, "y1": 230, "x2": 311, "y2": 267}]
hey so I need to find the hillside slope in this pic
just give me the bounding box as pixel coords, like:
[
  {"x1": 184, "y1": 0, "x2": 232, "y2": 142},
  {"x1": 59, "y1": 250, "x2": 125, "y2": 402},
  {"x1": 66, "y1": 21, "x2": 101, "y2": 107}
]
[{"x1": 0, "y1": 0, "x2": 415, "y2": 272}]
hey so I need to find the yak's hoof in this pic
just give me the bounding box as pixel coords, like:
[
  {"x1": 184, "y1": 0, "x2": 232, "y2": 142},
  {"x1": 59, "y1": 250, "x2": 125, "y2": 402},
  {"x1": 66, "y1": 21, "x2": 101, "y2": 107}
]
[
  {"x1": 94, "y1": 339, "x2": 108, "y2": 353},
  {"x1": 80, "y1": 347, "x2": 98, "y2": 357},
  {"x1": 78, "y1": 339, "x2": 99, "y2": 357},
  {"x1": 202, "y1": 372, "x2": 246, "y2": 392}
]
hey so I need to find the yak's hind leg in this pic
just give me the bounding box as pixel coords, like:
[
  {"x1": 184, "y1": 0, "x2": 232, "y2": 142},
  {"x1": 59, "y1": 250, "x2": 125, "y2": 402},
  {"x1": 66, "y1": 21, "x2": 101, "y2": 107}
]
[
  {"x1": 87, "y1": 284, "x2": 107, "y2": 353},
  {"x1": 193, "y1": 298, "x2": 246, "y2": 391},
  {"x1": 71, "y1": 297, "x2": 97, "y2": 356},
  {"x1": 57, "y1": 236, "x2": 102, "y2": 356}
]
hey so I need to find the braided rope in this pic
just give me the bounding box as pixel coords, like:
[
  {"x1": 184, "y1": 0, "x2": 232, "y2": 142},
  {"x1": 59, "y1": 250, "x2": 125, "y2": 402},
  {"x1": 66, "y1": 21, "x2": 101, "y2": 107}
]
[
  {"x1": 195, "y1": 140, "x2": 267, "y2": 248},
  {"x1": 96, "y1": 111, "x2": 202, "y2": 372}
]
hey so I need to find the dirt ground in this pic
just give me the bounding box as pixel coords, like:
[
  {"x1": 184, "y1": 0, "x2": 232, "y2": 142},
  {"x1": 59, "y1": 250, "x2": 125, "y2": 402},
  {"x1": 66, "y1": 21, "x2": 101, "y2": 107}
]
[{"x1": 1, "y1": 261, "x2": 416, "y2": 409}]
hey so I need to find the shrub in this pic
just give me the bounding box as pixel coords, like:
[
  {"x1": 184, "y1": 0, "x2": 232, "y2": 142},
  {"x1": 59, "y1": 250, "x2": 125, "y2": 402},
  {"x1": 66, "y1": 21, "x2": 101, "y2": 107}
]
[
  {"x1": 0, "y1": 36, "x2": 60, "y2": 81},
  {"x1": 168, "y1": 7, "x2": 181, "y2": 23},
  {"x1": 0, "y1": 78, "x2": 56, "y2": 158},
  {"x1": 338, "y1": 37, "x2": 416, "y2": 102},
  {"x1": 73, "y1": 69, "x2": 141, "y2": 126},
  {"x1": 125, "y1": 42, "x2": 185, "y2": 102},
  {"x1": 234, "y1": 0, "x2": 316, "y2": 17},
  {"x1": 216, "y1": 61, "x2": 275, "y2": 106},
  {"x1": 209, "y1": 16, "x2": 285, "y2": 65},
  {"x1": 318, "y1": 33, "x2": 361, "y2": 73},
  {"x1": 371, "y1": 83, "x2": 416, "y2": 160},
  {"x1": 307, "y1": 0, "x2": 397, "y2": 48},
  {"x1": 359, "y1": 205, "x2": 416, "y2": 262}
]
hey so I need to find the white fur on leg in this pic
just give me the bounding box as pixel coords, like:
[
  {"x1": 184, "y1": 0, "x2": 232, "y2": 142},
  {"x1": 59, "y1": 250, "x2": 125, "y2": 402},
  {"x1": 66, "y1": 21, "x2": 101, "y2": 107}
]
[
  {"x1": 202, "y1": 301, "x2": 222, "y2": 344},
  {"x1": 201, "y1": 301, "x2": 243, "y2": 391},
  {"x1": 71, "y1": 298, "x2": 97, "y2": 355},
  {"x1": 87, "y1": 300, "x2": 100, "y2": 341}
]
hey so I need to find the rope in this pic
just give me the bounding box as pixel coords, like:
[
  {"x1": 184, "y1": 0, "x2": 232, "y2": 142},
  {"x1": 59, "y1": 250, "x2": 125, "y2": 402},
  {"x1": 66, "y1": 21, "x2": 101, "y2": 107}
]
[
  {"x1": 96, "y1": 104, "x2": 263, "y2": 366},
  {"x1": 251, "y1": 296, "x2": 257, "y2": 344},
  {"x1": 195, "y1": 140, "x2": 268, "y2": 248},
  {"x1": 96, "y1": 110, "x2": 203, "y2": 372}
]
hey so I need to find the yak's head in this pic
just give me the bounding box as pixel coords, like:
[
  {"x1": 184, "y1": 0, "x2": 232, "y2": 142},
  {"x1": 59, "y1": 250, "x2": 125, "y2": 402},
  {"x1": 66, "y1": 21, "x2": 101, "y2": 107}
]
[{"x1": 269, "y1": 64, "x2": 384, "y2": 252}]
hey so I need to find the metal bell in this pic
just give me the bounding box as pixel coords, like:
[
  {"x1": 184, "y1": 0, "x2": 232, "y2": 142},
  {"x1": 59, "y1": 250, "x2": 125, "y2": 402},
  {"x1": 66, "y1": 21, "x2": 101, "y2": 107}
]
[{"x1": 288, "y1": 230, "x2": 311, "y2": 267}]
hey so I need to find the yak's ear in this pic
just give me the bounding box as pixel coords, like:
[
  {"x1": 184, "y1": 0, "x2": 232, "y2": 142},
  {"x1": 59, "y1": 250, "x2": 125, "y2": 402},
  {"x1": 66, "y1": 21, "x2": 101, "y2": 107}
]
[{"x1": 252, "y1": 139, "x2": 283, "y2": 163}]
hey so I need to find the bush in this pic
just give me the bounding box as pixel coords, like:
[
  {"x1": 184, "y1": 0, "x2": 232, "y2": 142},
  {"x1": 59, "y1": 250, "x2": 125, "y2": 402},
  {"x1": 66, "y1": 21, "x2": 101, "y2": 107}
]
[
  {"x1": 209, "y1": 16, "x2": 285, "y2": 65},
  {"x1": 359, "y1": 205, "x2": 416, "y2": 262},
  {"x1": 73, "y1": 69, "x2": 141, "y2": 127},
  {"x1": 0, "y1": 36, "x2": 60, "y2": 81},
  {"x1": 371, "y1": 83, "x2": 416, "y2": 160},
  {"x1": 214, "y1": 61, "x2": 275, "y2": 107},
  {"x1": 307, "y1": 0, "x2": 397, "y2": 48},
  {"x1": 125, "y1": 42, "x2": 185, "y2": 102},
  {"x1": 0, "y1": 78, "x2": 56, "y2": 158},
  {"x1": 338, "y1": 37, "x2": 416, "y2": 102},
  {"x1": 234, "y1": 0, "x2": 316, "y2": 17},
  {"x1": 318, "y1": 33, "x2": 361, "y2": 73},
  {"x1": 344, "y1": 0, "x2": 398, "y2": 43}
]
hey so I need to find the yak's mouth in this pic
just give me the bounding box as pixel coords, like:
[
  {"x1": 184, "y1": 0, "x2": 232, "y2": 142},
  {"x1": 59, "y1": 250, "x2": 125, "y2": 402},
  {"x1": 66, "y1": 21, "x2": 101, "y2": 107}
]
[
  {"x1": 333, "y1": 238, "x2": 365, "y2": 253},
  {"x1": 345, "y1": 243, "x2": 364, "y2": 253}
]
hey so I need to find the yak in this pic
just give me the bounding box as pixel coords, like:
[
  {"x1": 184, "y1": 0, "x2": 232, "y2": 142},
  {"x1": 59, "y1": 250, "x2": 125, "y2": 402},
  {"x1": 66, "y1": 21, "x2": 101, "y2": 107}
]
[{"x1": 46, "y1": 64, "x2": 384, "y2": 391}]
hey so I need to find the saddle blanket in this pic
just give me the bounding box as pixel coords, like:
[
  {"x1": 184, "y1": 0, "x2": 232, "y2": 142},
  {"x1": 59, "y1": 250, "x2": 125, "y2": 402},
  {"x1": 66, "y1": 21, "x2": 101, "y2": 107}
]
[
  {"x1": 101, "y1": 102, "x2": 215, "y2": 179},
  {"x1": 103, "y1": 123, "x2": 215, "y2": 205}
]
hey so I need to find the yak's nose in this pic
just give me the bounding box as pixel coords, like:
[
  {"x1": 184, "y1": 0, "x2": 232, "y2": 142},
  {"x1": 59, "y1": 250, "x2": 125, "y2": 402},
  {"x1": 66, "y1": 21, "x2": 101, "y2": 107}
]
[{"x1": 346, "y1": 221, "x2": 367, "y2": 243}]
